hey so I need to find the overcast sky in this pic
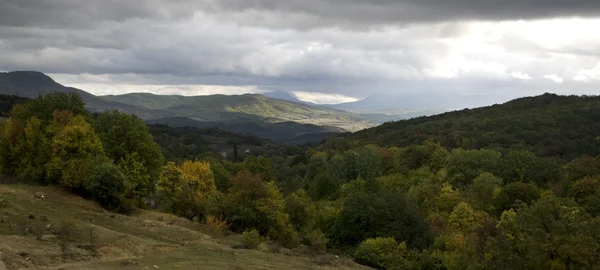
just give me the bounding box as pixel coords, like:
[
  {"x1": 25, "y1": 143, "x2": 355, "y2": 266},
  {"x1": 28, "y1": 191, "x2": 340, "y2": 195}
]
[{"x1": 1, "y1": 0, "x2": 600, "y2": 105}]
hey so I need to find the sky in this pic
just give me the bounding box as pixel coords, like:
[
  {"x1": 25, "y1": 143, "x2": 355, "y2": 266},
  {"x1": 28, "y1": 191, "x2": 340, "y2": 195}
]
[{"x1": 1, "y1": 0, "x2": 600, "y2": 105}]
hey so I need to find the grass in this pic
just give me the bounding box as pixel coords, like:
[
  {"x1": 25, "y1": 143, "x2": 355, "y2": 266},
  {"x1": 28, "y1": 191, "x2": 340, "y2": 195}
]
[{"x1": 0, "y1": 184, "x2": 368, "y2": 269}]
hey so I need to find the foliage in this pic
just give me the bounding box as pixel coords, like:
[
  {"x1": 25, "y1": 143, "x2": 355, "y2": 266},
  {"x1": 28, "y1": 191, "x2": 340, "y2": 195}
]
[
  {"x1": 206, "y1": 215, "x2": 230, "y2": 236},
  {"x1": 494, "y1": 182, "x2": 540, "y2": 214},
  {"x1": 332, "y1": 190, "x2": 431, "y2": 249},
  {"x1": 241, "y1": 229, "x2": 262, "y2": 249},
  {"x1": 344, "y1": 93, "x2": 600, "y2": 159},
  {"x1": 308, "y1": 229, "x2": 328, "y2": 253},
  {"x1": 354, "y1": 237, "x2": 419, "y2": 270},
  {"x1": 84, "y1": 159, "x2": 132, "y2": 213}
]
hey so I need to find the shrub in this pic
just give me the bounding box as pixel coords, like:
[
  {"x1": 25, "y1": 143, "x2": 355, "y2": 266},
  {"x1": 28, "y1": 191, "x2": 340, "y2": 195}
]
[
  {"x1": 308, "y1": 229, "x2": 328, "y2": 253},
  {"x1": 89, "y1": 228, "x2": 99, "y2": 255},
  {"x1": 206, "y1": 215, "x2": 229, "y2": 236},
  {"x1": 16, "y1": 216, "x2": 29, "y2": 236},
  {"x1": 354, "y1": 237, "x2": 407, "y2": 269},
  {"x1": 57, "y1": 220, "x2": 78, "y2": 254},
  {"x1": 241, "y1": 229, "x2": 262, "y2": 249},
  {"x1": 31, "y1": 215, "x2": 48, "y2": 240}
]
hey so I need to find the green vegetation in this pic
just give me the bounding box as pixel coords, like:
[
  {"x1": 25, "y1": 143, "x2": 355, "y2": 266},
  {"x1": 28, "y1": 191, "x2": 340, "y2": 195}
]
[
  {"x1": 2, "y1": 92, "x2": 600, "y2": 269},
  {"x1": 345, "y1": 93, "x2": 600, "y2": 159}
]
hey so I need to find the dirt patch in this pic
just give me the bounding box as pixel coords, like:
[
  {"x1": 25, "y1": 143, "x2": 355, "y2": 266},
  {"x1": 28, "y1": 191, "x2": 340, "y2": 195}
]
[{"x1": 152, "y1": 245, "x2": 177, "y2": 253}]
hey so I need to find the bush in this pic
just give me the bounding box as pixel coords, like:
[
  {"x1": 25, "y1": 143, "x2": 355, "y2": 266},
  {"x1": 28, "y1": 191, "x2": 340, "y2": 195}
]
[
  {"x1": 31, "y1": 215, "x2": 48, "y2": 240},
  {"x1": 354, "y1": 237, "x2": 412, "y2": 269},
  {"x1": 241, "y1": 229, "x2": 262, "y2": 249},
  {"x1": 355, "y1": 237, "x2": 400, "y2": 268},
  {"x1": 206, "y1": 215, "x2": 229, "y2": 236},
  {"x1": 57, "y1": 220, "x2": 78, "y2": 254},
  {"x1": 308, "y1": 229, "x2": 328, "y2": 253},
  {"x1": 89, "y1": 228, "x2": 99, "y2": 255}
]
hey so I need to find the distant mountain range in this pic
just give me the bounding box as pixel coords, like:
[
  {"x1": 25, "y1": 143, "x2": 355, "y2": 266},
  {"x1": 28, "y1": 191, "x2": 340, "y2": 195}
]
[
  {"x1": 263, "y1": 91, "x2": 315, "y2": 105},
  {"x1": 0, "y1": 71, "x2": 375, "y2": 143}
]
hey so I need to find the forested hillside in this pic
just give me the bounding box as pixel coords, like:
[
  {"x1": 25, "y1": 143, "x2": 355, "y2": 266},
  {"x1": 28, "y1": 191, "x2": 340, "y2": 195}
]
[
  {"x1": 345, "y1": 93, "x2": 600, "y2": 159},
  {"x1": 1, "y1": 92, "x2": 600, "y2": 269}
]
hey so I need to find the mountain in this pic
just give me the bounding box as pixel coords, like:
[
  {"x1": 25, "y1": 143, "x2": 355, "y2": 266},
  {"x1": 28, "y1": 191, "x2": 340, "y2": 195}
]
[
  {"x1": 327, "y1": 94, "x2": 445, "y2": 123},
  {"x1": 100, "y1": 92, "x2": 371, "y2": 130},
  {"x1": 341, "y1": 93, "x2": 600, "y2": 159},
  {"x1": 0, "y1": 71, "x2": 373, "y2": 143},
  {"x1": 264, "y1": 91, "x2": 314, "y2": 105}
]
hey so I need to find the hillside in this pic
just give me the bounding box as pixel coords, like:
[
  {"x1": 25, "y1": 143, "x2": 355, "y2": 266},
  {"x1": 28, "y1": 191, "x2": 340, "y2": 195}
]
[
  {"x1": 0, "y1": 71, "x2": 374, "y2": 142},
  {"x1": 343, "y1": 93, "x2": 600, "y2": 159},
  {"x1": 146, "y1": 116, "x2": 344, "y2": 144},
  {"x1": 0, "y1": 184, "x2": 367, "y2": 270},
  {"x1": 101, "y1": 93, "x2": 371, "y2": 130}
]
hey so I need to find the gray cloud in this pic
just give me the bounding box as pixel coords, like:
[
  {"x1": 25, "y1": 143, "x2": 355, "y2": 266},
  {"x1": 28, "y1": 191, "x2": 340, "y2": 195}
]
[{"x1": 1, "y1": 0, "x2": 600, "y2": 105}]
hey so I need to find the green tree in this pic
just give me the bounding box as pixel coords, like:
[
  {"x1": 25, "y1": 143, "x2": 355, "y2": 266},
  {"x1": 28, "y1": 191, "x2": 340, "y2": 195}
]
[
  {"x1": 332, "y1": 190, "x2": 430, "y2": 249},
  {"x1": 157, "y1": 161, "x2": 183, "y2": 212},
  {"x1": 447, "y1": 149, "x2": 501, "y2": 189},
  {"x1": 467, "y1": 172, "x2": 503, "y2": 212},
  {"x1": 84, "y1": 158, "x2": 131, "y2": 213},
  {"x1": 356, "y1": 145, "x2": 381, "y2": 180},
  {"x1": 284, "y1": 189, "x2": 315, "y2": 233},
  {"x1": 242, "y1": 155, "x2": 275, "y2": 182},
  {"x1": 448, "y1": 202, "x2": 481, "y2": 233},
  {"x1": 223, "y1": 170, "x2": 297, "y2": 246},
  {"x1": 94, "y1": 111, "x2": 164, "y2": 197},
  {"x1": 494, "y1": 182, "x2": 540, "y2": 215}
]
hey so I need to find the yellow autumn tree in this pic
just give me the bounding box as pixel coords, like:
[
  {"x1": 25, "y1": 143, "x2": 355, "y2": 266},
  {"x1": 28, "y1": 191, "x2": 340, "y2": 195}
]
[
  {"x1": 174, "y1": 160, "x2": 217, "y2": 220},
  {"x1": 48, "y1": 115, "x2": 104, "y2": 187}
]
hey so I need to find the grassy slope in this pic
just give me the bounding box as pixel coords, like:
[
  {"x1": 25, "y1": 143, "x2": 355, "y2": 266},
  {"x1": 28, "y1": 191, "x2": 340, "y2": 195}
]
[{"x1": 0, "y1": 185, "x2": 367, "y2": 270}]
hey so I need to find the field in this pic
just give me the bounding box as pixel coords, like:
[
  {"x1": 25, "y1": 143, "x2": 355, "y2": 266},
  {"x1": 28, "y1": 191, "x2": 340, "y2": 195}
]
[{"x1": 0, "y1": 184, "x2": 368, "y2": 270}]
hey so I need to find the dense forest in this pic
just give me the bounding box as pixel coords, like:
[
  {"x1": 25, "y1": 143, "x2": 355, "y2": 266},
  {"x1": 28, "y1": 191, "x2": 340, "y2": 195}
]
[
  {"x1": 345, "y1": 93, "x2": 600, "y2": 159},
  {"x1": 1, "y1": 92, "x2": 600, "y2": 269}
]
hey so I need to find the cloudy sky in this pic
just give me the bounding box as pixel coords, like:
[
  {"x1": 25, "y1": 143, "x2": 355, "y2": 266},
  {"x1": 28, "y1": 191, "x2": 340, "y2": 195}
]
[{"x1": 1, "y1": 0, "x2": 600, "y2": 105}]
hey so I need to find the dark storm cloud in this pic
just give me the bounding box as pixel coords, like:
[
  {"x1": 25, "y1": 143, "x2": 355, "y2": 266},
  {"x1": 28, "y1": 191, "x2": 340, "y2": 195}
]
[
  {"x1": 1, "y1": 0, "x2": 599, "y2": 102},
  {"x1": 201, "y1": 0, "x2": 600, "y2": 29},
  {"x1": 1, "y1": 0, "x2": 597, "y2": 29}
]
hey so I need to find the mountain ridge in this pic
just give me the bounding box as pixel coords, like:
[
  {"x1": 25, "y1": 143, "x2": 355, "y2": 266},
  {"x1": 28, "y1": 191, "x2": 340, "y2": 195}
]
[{"x1": 0, "y1": 71, "x2": 373, "y2": 143}]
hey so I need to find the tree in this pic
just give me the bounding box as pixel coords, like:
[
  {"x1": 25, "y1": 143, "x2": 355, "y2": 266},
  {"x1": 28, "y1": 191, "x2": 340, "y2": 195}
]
[
  {"x1": 285, "y1": 189, "x2": 315, "y2": 233},
  {"x1": 94, "y1": 111, "x2": 164, "y2": 197},
  {"x1": 47, "y1": 115, "x2": 104, "y2": 187},
  {"x1": 446, "y1": 149, "x2": 501, "y2": 189},
  {"x1": 467, "y1": 172, "x2": 503, "y2": 212},
  {"x1": 570, "y1": 177, "x2": 600, "y2": 217},
  {"x1": 243, "y1": 155, "x2": 275, "y2": 182},
  {"x1": 157, "y1": 161, "x2": 183, "y2": 212},
  {"x1": 494, "y1": 182, "x2": 540, "y2": 215},
  {"x1": 84, "y1": 159, "x2": 131, "y2": 213},
  {"x1": 177, "y1": 160, "x2": 216, "y2": 220},
  {"x1": 448, "y1": 202, "x2": 481, "y2": 233},
  {"x1": 223, "y1": 170, "x2": 297, "y2": 246},
  {"x1": 304, "y1": 152, "x2": 329, "y2": 182},
  {"x1": 333, "y1": 190, "x2": 431, "y2": 249},
  {"x1": 488, "y1": 196, "x2": 600, "y2": 269},
  {"x1": 356, "y1": 145, "x2": 381, "y2": 180},
  {"x1": 210, "y1": 161, "x2": 232, "y2": 192}
]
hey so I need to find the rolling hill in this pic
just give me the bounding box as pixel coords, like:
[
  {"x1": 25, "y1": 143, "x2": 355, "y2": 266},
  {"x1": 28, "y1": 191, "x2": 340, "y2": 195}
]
[
  {"x1": 0, "y1": 71, "x2": 375, "y2": 143},
  {"x1": 341, "y1": 93, "x2": 600, "y2": 159}
]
